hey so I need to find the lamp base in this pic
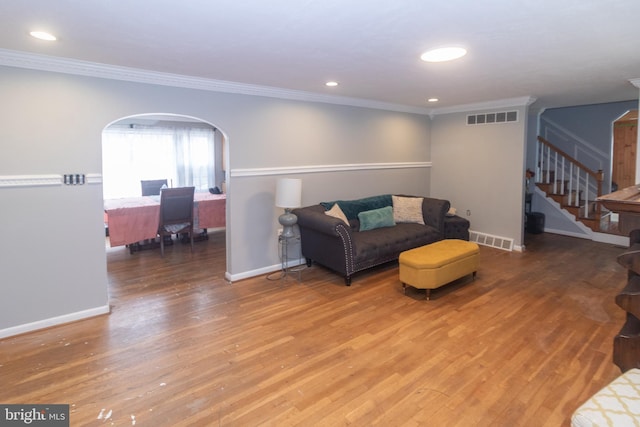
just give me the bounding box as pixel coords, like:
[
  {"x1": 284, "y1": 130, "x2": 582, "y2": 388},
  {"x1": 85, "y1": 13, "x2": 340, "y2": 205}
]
[{"x1": 279, "y1": 209, "x2": 298, "y2": 238}]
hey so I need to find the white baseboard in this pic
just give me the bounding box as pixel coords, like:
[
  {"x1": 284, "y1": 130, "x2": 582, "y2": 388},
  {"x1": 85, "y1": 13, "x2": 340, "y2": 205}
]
[
  {"x1": 0, "y1": 305, "x2": 111, "y2": 339},
  {"x1": 226, "y1": 259, "x2": 306, "y2": 283},
  {"x1": 592, "y1": 232, "x2": 630, "y2": 247},
  {"x1": 543, "y1": 227, "x2": 630, "y2": 247}
]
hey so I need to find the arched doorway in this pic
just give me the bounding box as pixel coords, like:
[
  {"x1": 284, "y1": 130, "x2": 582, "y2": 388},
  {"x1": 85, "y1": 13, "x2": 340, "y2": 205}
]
[{"x1": 102, "y1": 113, "x2": 228, "y2": 269}]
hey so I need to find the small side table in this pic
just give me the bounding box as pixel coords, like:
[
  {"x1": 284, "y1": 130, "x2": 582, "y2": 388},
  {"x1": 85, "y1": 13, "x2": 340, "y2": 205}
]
[{"x1": 279, "y1": 234, "x2": 302, "y2": 281}]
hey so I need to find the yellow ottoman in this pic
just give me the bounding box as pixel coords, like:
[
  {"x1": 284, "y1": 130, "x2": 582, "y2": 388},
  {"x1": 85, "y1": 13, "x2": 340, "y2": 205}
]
[{"x1": 399, "y1": 239, "x2": 479, "y2": 300}]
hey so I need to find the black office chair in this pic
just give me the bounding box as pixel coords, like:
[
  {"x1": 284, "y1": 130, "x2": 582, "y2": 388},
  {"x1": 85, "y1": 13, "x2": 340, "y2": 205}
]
[
  {"x1": 157, "y1": 186, "x2": 195, "y2": 256},
  {"x1": 141, "y1": 179, "x2": 168, "y2": 196}
]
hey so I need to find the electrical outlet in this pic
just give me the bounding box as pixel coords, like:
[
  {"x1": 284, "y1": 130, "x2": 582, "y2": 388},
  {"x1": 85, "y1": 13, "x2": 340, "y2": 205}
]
[
  {"x1": 466, "y1": 209, "x2": 471, "y2": 216},
  {"x1": 277, "y1": 228, "x2": 283, "y2": 236}
]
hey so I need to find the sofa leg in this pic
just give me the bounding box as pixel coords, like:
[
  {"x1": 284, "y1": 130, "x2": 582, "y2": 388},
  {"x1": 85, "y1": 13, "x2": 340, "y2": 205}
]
[
  {"x1": 345, "y1": 276, "x2": 352, "y2": 286},
  {"x1": 306, "y1": 258, "x2": 312, "y2": 267}
]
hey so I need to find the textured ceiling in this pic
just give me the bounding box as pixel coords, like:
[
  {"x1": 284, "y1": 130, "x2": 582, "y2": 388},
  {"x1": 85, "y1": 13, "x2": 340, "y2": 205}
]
[{"x1": 1, "y1": 0, "x2": 639, "y2": 112}]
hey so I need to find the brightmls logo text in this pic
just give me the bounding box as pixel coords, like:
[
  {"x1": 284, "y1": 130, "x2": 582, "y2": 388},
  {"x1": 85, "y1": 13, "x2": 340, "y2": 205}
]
[{"x1": 0, "y1": 405, "x2": 69, "y2": 426}]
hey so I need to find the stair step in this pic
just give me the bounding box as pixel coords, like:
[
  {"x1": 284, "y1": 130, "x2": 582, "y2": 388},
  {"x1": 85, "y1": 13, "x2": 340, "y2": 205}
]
[
  {"x1": 550, "y1": 192, "x2": 583, "y2": 205},
  {"x1": 535, "y1": 180, "x2": 603, "y2": 232},
  {"x1": 536, "y1": 181, "x2": 574, "y2": 194}
]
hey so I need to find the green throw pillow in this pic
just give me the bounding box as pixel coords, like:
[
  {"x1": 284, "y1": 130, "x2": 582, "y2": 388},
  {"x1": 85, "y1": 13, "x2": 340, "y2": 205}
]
[
  {"x1": 321, "y1": 195, "x2": 392, "y2": 220},
  {"x1": 358, "y1": 206, "x2": 396, "y2": 231}
]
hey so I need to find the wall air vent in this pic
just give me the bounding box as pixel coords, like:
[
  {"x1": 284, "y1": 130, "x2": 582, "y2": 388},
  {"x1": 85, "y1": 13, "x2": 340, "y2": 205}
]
[
  {"x1": 469, "y1": 230, "x2": 514, "y2": 252},
  {"x1": 467, "y1": 111, "x2": 518, "y2": 125}
]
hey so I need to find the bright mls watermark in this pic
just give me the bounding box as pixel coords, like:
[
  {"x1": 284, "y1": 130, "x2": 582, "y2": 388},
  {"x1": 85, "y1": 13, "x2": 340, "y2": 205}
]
[{"x1": 0, "y1": 405, "x2": 69, "y2": 426}]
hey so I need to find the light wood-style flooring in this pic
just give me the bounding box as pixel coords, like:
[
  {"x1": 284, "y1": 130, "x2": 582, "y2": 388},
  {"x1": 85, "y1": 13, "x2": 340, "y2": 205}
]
[{"x1": 0, "y1": 231, "x2": 629, "y2": 426}]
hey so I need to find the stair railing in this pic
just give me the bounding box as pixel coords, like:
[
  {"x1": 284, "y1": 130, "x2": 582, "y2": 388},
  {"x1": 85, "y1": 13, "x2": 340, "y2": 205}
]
[{"x1": 536, "y1": 136, "x2": 604, "y2": 220}]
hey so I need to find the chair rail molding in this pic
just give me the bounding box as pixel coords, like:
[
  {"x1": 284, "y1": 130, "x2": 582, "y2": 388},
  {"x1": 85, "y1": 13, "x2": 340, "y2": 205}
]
[
  {"x1": 0, "y1": 173, "x2": 102, "y2": 188},
  {"x1": 230, "y1": 161, "x2": 432, "y2": 177}
]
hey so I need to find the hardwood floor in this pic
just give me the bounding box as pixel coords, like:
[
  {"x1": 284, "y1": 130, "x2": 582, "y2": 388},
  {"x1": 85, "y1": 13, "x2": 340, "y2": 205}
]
[{"x1": 0, "y1": 231, "x2": 629, "y2": 426}]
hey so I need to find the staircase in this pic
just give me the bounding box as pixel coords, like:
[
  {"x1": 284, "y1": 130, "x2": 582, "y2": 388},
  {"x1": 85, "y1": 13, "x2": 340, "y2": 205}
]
[{"x1": 534, "y1": 136, "x2": 605, "y2": 232}]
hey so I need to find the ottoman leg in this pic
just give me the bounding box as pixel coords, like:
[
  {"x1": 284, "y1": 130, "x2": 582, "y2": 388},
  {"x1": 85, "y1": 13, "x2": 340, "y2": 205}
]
[
  {"x1": 425, "y1": 289, "x2": 431, "y2": 300},
  {"x1": 402, "y1": 282, "x2": 407, "y2": 294}
]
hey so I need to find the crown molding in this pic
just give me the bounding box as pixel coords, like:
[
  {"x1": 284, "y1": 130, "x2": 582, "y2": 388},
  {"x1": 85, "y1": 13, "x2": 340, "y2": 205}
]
[
  {"x1": 0, "y1": 48, "x2": 431, "y2": 115},
  {"x1": 429, "y1": 96, "x2": 537, "y2": 117},
  {"x1": 630, "y1": 78, "x2": 640, "y2": 89}
]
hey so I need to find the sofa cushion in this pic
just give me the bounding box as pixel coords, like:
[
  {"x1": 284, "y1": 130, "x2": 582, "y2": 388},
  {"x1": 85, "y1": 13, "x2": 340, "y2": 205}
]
[
  {"x1": 358, "y1": 206, "x2": 395, "y2": 231},
  {"x1": 321, "y1": 194, "x2": 392, "y2": 220},
  {"x1": 393, "y1": 195, "x2": 425, "y2": 224},
  {"x1": 324, "y1": 203, "x2": 349, "y2": 225},
  {"x1": 352, "y1": 223, "x2": 442, "y2": 265}
]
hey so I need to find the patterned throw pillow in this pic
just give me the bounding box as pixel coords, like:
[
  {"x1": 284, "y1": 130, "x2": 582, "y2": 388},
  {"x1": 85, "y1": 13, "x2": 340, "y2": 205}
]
[
  {"x1": 324, "y1": 203, "x2": 349, "y2": 226},
  {"x1": 392, "y1": 195, "x2": 425, "y2": 224}
]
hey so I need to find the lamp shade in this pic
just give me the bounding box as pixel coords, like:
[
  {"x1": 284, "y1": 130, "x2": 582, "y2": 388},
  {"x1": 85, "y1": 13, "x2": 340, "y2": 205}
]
[{"x1": 275, "y1": 178, "x2": 302, "y2": 208}]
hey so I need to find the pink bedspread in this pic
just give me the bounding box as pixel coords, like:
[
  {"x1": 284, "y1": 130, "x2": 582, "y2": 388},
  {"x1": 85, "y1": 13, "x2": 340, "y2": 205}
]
[{"x1": 104, "y1": 193, "x2": 226, "y2": 247}]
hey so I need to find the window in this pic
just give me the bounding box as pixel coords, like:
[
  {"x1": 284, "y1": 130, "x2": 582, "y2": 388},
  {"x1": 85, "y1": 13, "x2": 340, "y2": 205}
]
[{"x1": 102, "y1": 124, "x2": 216, "y2": 199}]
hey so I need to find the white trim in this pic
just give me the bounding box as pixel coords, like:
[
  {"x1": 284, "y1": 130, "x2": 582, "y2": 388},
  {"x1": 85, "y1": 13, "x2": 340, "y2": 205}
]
[
  {"x1": 430, "y1": 96, "x2": 537, "y2": 116},
  {"x1": 231, "y1": 162, "x2": 431, "y2": 178},
  {"x1": 592, "y1": 232, "x2": 629, "y2": 247},
  {"x1": 543, "y1": 228, "x2": 629, "y2": 247},
  {"x1": 86, "y1": 173, "x2": 103, "y2": 185},
  {"x1": 543, "y1": 227, "x2": 592, "y2": 240},
  {"x1": 0, "y1": 49, "x2": 540, "y2": 117},
  {"x1": 0, "y1": 174, "x2": 102, "y2": 188},
  {"x1": 226, "y1": 259, "x2": 305, "y2": 283},
  {"x1": 630, "y1": 78, "x2": 640, "y2": 89},
  {"x1": 0, "y1": 174, "x2": 61, "y2": 188},
  {"x1": 0, "y1": 305, "x2": 110, "y2": 339},
  {"x1": 0, "y1": 48, "x2": 430, "y2": 115}
]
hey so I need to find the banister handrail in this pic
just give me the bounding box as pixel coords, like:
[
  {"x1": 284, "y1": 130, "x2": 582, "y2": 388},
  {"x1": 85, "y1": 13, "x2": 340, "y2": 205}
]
[{"x1": 537, "y1": 136, "x2": 603, "y2": 182}]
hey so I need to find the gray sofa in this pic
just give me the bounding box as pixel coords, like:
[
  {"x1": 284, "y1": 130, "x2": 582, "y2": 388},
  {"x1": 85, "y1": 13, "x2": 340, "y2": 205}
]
[{"x1": 293, "y1": 194, "x2": 452, "y2": 285}]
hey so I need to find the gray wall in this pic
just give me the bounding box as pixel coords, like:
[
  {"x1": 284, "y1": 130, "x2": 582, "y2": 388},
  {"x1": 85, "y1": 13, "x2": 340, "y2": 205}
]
[
  {"x1": 0, "y1": 65, "x2": 432, "y2": 335},
  {"x1": 429, "y1": 106, "x2": 529, "y2": 249}
]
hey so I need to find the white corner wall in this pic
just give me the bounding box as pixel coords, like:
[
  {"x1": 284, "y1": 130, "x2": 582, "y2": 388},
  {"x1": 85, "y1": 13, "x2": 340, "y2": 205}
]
[{"x1": 429, "y1": 106, "x2": 529, "y2": 249}]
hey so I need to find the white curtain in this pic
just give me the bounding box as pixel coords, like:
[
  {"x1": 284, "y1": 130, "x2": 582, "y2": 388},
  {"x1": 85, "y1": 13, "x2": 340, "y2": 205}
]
[{"x1": 102, "y1": 124, "x2": 216, "y2": 199}]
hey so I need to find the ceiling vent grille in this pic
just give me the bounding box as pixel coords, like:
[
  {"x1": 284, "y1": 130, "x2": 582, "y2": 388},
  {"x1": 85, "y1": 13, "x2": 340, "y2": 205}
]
[
  {"x1": 467, "y1": 111, "x2": 518, "y2": 125},
  {"x1": 469, "y1": 230, "x2": 514, "y2": 252}
]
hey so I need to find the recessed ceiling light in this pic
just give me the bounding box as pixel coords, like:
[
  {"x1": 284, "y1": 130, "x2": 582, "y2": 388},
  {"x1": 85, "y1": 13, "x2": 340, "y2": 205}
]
[
  {"x1": 325, "y1": 81, "x2": 339, "y2": 87},
  {"x1": 30, "y1": 31, "x2": 57, "y2": 41},
  {"x1": 427, "y1": 98, "x2": 439, "y2": 103},
  {"x1": 420, "y1": 47, "x2": 466, "y2": 62}
]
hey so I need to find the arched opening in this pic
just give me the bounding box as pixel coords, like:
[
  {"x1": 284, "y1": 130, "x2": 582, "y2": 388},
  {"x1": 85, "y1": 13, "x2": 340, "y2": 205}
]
[{"x1": 101, "y1": 113, "x2": 228, "y2": 270}]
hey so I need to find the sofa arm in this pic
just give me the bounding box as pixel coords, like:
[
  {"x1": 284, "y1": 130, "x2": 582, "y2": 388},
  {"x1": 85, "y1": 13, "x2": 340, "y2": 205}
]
[
  {"x1": 293, "y1": 205, "x2": 355, "y2": 279},
  {"x1": 294, "y1": 205, "x2": 349, "y2": 237},
  {"x1": 422, "y1": 197, "x2": 451, "y2": 236}
]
